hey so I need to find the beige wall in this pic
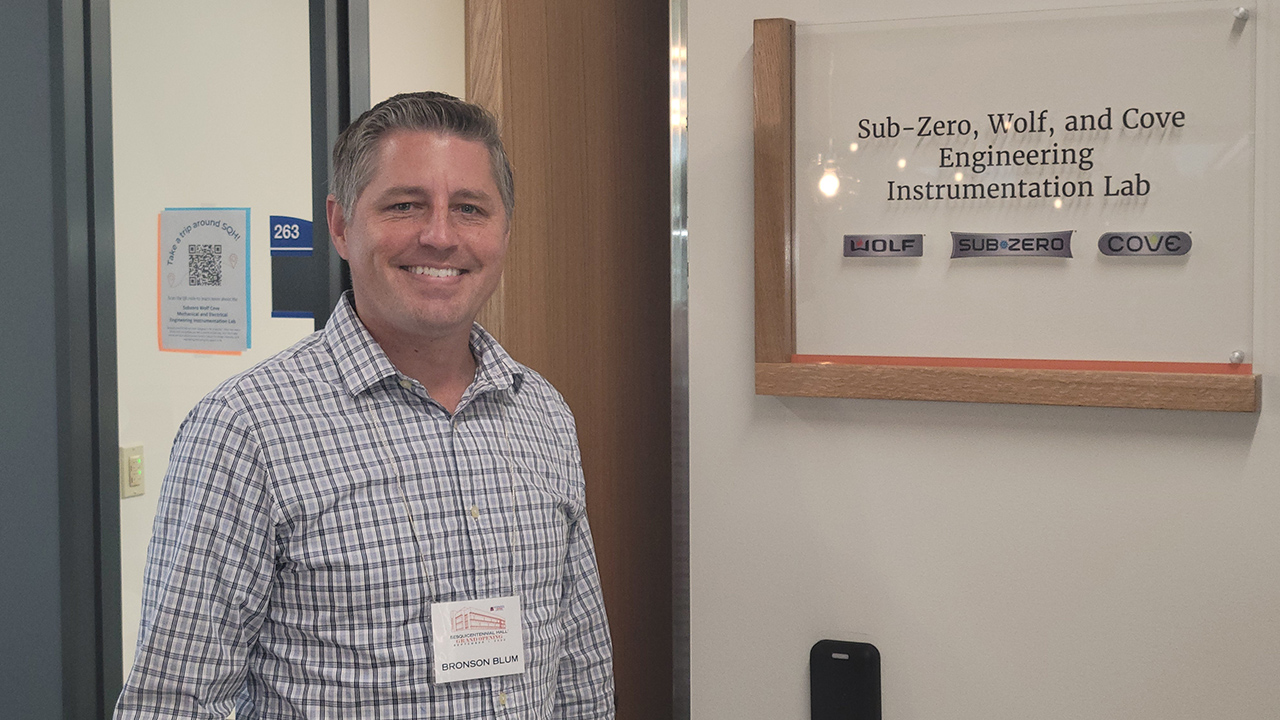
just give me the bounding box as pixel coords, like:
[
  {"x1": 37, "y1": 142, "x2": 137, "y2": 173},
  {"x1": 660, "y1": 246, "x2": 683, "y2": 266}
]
[
  {"x1": 687, "y1": 1, "x2": 1280, "y2": 718},
  {"x1": 112, "y1": 0, "x2": 469, "y2": 677},
  {"x1": 369, "y1": 0, "x2": 465, "y2": 103},
  {"x1": 111, "y1": 1, "x2": 314, "y2": 672}
]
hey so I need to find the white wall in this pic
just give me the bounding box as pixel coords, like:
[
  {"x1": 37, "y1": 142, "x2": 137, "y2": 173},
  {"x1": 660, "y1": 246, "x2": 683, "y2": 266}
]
[
  {"x1": 369, "y1": 0, "x2": 465, "y2": 103},
  {"x1": 112, "y1": 1, "x2": 314, "y2": 671},
  {"x1": 687, "y1": 1, "x2": 1280, "y2": 719}
]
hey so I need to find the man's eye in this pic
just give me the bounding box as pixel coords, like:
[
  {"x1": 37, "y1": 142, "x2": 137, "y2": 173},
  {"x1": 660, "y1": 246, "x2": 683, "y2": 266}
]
[
  {"x1": 390, "y1": 202, "x2": 413, "y2": 212},
  {"x1": 458, "y1": 203, "x2": 479, "y2": 215}
]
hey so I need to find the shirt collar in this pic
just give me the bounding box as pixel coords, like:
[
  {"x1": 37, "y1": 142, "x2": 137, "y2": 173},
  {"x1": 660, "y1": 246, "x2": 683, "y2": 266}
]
[
  {"x1": 325, "y1": 291, "x2": 524, "y2": 398},
  {"x1": 467, "y1": 319, "x2": 524, "y2": 397}
]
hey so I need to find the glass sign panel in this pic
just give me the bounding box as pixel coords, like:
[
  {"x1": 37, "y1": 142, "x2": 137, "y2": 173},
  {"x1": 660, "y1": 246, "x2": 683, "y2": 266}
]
[{"x1": 794, "y1": 2, "x2": 1256, "y2": 363}]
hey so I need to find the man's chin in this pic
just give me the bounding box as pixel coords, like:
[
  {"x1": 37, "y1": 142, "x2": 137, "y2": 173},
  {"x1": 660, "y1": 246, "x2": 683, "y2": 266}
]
[
  {"x1": 396, "y1": 310, "x2": 478, "y2": 339},
  {"x1": 352, "y1": 290, "x2": 486, "y2": 343}
]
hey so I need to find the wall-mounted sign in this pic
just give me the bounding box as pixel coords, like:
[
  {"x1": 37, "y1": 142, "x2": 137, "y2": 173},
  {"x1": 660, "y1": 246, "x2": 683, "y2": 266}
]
[
  {"x1": 158, "y1": 208, "x2": 251, "y2": 354},
  {"x1": 268, "y1": 214, "x2": 319, "y2": 320},
  {"x1": 752, "y1": 13, "x2": 1259, "y2": 412}
]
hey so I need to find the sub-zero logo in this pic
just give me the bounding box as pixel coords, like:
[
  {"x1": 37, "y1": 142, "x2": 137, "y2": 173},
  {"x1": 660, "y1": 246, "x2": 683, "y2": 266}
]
[
  {"x1": 451, "y1": 608, "x2": 507, "y2": 633},
  {"x1": 844, "y1": 234, "x2": 924, "y2": 257},
  {"x1": 1098, "y1": 232, "x2": 1191, "y2": 256},
  {"x1": 951, "y1": 231, "x2": 1073, "y2": 258}
]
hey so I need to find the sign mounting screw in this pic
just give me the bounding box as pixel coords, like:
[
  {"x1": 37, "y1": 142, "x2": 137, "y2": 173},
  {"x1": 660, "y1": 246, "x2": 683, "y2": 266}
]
[
  {"x1": 1234, "y1": 7, "x2": 1249, "y2": 21},
  {"x1": 1229, "y1": 350, "x2": 1246, "y2": 365}
]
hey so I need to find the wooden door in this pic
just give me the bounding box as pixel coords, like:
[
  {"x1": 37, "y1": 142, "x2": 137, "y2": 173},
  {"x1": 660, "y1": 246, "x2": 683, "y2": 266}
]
[{"x1": 466, "y1": 1, "x2": 673, "y2": 717}]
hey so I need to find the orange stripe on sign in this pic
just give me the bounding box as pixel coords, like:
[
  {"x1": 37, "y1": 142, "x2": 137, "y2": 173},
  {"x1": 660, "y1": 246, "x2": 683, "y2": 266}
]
[
  {"x1": 791, "y1": 354, "x2": 1253, "y2": 375},
  {"x1": 162, "y1": 347, "x2": 242, "y2": 356}
]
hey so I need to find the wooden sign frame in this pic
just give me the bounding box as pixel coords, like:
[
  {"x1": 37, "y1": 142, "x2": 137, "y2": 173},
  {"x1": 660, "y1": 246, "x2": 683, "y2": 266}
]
[{"x1": 752, "y1": 17, "x2": 1260, "y2": 412}]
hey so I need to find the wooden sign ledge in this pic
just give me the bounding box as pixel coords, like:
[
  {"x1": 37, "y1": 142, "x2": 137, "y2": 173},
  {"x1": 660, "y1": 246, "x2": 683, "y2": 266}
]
[{"x1": 755, "y1": 362, "x2": 1261, "y2": 412}]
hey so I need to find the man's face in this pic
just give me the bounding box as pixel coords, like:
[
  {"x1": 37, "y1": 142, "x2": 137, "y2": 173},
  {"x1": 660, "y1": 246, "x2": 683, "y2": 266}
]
[{"x1": 328, "y1": 130, "x2": 509, "y2": 345}]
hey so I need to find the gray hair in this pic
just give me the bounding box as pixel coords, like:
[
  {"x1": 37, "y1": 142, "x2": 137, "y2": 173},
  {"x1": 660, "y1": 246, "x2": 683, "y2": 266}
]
[{"x1": 331, "y1": 91, "x2": 514, "y2": 220}]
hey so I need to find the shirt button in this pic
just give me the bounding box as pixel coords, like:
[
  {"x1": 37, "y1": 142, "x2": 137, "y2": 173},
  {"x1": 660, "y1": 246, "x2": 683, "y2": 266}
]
[
  {"x1": 499, "y1": 691, "x2": 507, "y2": 707},
  {"x1": 470, "y1": 504, "x2": 480, "y2": 519},
  {"x1": 398, "y1": 378, "x2": 413, "y2": 390}
]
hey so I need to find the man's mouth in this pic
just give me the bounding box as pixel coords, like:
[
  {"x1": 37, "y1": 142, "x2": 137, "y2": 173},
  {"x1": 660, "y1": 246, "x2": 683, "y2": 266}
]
[{"x1": 404, "y1": 265, "x2": 464, "y2": 277}]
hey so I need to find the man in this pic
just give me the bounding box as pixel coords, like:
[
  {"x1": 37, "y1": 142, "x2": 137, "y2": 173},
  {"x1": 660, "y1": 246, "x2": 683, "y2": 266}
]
[{"x1": 115, "y1": 92, "x2": 615, "y2": 719}]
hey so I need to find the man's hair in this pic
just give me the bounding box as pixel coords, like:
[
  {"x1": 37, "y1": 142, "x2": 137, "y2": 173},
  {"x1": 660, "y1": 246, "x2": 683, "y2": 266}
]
[{"x1": 330, "y1": 91, "x2": 514, "y2": 220}]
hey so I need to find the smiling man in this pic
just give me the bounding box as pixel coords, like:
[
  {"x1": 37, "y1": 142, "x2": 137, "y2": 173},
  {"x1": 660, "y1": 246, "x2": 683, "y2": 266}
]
[{"x1": 115, "y1": 92, "x2": 615, "y2": 719}]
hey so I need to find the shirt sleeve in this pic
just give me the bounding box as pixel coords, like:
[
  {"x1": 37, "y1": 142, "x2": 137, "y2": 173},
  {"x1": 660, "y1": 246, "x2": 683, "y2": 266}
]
[
  {"x1": 551, "y1": 504, "x2": 616, "y2": 719},
  {"x1": 114, "y1": 395, "x2": 278, "y2": 719}
]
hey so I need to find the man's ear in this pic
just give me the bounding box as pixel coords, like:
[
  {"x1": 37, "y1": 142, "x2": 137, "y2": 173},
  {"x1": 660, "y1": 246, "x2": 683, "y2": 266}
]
[{"x1": 326, "y1": 195, "x2": 350, "y2": 260}]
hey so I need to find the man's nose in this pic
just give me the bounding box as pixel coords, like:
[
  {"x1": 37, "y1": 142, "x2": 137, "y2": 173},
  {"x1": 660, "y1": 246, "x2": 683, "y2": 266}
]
[{"x1": 417, "y1": 207, "x2": 458, "y2": 249}]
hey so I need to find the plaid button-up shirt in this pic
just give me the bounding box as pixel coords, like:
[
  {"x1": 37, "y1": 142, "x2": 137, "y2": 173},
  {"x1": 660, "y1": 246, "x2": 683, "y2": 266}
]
[{"x1": 115, "y1": 294, "x2": 614, "y2": 719}]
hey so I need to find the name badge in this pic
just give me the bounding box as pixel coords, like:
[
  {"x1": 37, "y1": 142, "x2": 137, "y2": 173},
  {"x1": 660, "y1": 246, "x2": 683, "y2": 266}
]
[{"x1": 430, "y1": 595, "x2": 526, "y2": 683}]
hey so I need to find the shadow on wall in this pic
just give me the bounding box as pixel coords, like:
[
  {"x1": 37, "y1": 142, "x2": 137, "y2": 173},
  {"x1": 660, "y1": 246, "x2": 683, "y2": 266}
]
[{"x1": 768, "y1": 394, "x2": 1261, "y2": 446}]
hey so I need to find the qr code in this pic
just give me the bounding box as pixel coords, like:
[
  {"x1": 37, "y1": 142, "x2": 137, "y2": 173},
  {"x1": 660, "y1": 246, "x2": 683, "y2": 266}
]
[{"x1": 188, "y1": 244, "x2": 222, "y2": 286}]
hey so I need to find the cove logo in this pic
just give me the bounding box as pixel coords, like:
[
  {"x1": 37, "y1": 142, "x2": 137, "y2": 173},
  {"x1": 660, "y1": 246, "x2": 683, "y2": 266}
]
[{"x1": 1098, "y1": 232, "x2": 1191, "y2": 257}]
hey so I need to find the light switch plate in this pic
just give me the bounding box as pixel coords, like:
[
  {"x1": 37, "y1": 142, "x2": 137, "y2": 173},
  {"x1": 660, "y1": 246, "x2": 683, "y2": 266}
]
[{"x1": 120, "y1": 444, "x2": 144, "y2": 498}]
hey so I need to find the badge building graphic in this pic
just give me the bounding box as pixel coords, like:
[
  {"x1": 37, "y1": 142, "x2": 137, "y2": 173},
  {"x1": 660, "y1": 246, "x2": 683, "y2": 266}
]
[{"x1": 451, "y1": 608, "x2": 507, "y2": 633}]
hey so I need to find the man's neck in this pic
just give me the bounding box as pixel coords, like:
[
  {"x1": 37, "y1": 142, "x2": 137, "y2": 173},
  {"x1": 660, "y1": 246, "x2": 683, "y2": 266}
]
[{"x1": 366, "y1": 323, "x2": 477, "y2": 414}]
